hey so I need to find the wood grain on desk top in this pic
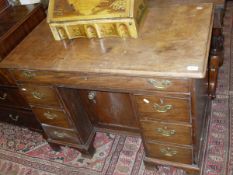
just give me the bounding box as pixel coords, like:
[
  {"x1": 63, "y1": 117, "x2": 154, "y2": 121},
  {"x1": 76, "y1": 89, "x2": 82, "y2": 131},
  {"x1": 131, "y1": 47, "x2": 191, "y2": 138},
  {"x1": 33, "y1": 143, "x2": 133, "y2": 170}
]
[
  {"x1": 0, "y1": 3, "x2": 213, "y2": 78},
  {"x1": 151, "y1": 0, "x2": 225, "y2": 7}
]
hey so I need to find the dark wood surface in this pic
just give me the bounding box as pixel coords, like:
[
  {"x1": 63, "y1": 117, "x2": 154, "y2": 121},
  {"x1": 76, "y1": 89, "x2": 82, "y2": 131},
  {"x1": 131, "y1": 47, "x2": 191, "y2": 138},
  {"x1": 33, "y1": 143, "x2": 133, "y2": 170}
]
[
  {"x1": 134, "y1": 95, "x2": 190, "y2": 123},
  {"x1": 0, "y1": 0, "x2": 8, "y2": 13},
  {"x1": 140, "y1": 120, "x2": 192, "y2": 145},
  {"x1": 0, "y1": 3, "x2": 46, "y2": 59},
  {"x1": 78, "y1": 90, "x2": 139, "y2": 130},
  {"x1": 145, "y1": 141, "x2": 193, "y2": 164},
  {"x1": 32, "y1": 107, "x2": 70, "y2": 128},
  {"x1": 0, "y1": 5, "x2": 37, "y2": 38},
  {"x1": 42, "y1": 124, "x2": 81, "y2": 144},
  {"x1": 0, "y1": 105, "x2": 42, "y2": 131},
  {"x1": 0, "y1": 86, "x2": 29, "y2": 108},
  {"x1": 19, "y1": 84, "x2": 62, "y2": 108},
  {"x1": 57, "y1": 87, "x2": 95, "y2": 145},
  {"x1": 190, "y1": 78, "x2": 209, "y2": 164},
  {"x1": 209, "y1": 55, "x2": 220, "y2": 98},
  {"x1": 11, "y1": 70, "x2": 191, "y2": 93},
  {"x1": 0, "y1": 69, "x2": 16, "y2": 86}
]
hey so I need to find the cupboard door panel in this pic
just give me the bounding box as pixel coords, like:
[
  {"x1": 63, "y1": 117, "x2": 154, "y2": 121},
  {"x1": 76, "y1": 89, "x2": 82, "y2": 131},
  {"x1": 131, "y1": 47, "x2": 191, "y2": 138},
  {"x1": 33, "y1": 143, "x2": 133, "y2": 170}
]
[{"x1": 79, "y1": 90, "x2": 139, "y2": 129}]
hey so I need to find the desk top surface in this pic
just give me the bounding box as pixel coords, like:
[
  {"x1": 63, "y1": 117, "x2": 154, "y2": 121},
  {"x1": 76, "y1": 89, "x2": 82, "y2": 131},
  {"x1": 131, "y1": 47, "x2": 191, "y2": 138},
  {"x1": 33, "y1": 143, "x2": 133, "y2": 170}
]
[
  {"x1": 0, "y1": 3, "x2": 213, "y2": 78},
  {"x1": 152, "y1": 0, "x2": 225, "y2": 7}
]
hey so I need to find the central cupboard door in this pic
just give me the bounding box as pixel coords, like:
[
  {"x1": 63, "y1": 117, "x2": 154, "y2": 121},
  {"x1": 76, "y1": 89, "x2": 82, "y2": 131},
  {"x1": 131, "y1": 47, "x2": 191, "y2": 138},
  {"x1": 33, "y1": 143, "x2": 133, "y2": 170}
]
[{"x1": 78, "y1": 90, "x2": 140, "y2": 131}]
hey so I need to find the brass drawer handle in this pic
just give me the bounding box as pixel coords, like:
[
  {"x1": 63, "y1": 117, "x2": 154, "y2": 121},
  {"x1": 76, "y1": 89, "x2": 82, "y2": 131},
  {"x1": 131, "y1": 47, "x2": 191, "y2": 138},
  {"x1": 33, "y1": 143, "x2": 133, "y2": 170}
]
[
  {"x1": 0, "y1": 93, "x2": 7, "y2": 100},
  {"x1": 154, "y1": 103, "x2": 172, "y2": 113},
  {"x1": 22, "y1": 71, "x2": 36, "y2": 79},
  {"x1": 160, "y1": 147, "x2": 177, "y2": 157},
  {"x1": 44, "y1": 111, "x2": 57, "y2": 120},
  {"x1": 53, "y1": 131, "x2": 66, "y2": 138},
  {"x1": 32, "y1": 91, "x2": 44, "y2": 100},
  {"x1": 157, "y1": 127, "x2": 176, "y2": 137},
  {"x1": 8, "y1": 114, "x2": 19, "y2": 121},
  {"x1": 148, "y1": 79, "x2": 171, "y2": 90}
]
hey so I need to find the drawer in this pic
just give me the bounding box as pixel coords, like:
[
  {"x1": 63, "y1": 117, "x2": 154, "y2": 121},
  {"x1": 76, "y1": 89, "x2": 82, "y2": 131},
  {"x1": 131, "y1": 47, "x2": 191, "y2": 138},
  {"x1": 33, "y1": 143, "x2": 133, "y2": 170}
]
[
  {"x1": 42, "y1": 124, "x2": 80, "y2": 144},
  {"x1": 145, "y1": 141, "x2": 193, "y2": 164},
  {"x1": 140, "y1": 120, "x2": 192, "y2": 145},
  {"x1": 19, "y1": 84, "x2": 61, "y2": 108},
  {"x1": 0, "y1": 106, "x2": 42, "y2": 131},
  {"x1": 32, "y1": 107, "x2": 70, "y2": 128},
  {"x1": 0, "y1": 87, "x2": 29, "y2": 108},
  {"x1": 11, "y1": 70, "x2": 190, "y2": 93},
  {"x1": 135, "y1": 95, "x2": 190, "y2": 123}
]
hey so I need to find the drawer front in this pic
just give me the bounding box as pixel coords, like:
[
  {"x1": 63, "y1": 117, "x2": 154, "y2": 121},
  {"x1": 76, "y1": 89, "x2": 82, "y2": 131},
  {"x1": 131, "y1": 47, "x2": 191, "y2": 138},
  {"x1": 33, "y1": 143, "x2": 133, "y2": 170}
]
[
  {"x1": 42, "y1": 124, "x2": 80, "y2": 144},
  {"x1": 135, "y1": 95, "x2": 190, "y2": 123},
  {"x1": 140, "y1": 120, "x2": 192, "y2": 145},
  {"x1": 145, "y1": 142, "x2": 193, "y2": 164},
  {"x1": 12, "y1": 70, "x2": 190, "y2": 93},
  {"x1": 32, "y1": 107, "x2": 70, "y2": 128},
  {"x1": 19, "y1": 84, "x2": 61, "y2": 107},
  {"x1": 0, "y1": 106, "x2": 42, "y2": 130},
  {"x1": 0, "y1": 87, "x2": 29, "y2": 108}
]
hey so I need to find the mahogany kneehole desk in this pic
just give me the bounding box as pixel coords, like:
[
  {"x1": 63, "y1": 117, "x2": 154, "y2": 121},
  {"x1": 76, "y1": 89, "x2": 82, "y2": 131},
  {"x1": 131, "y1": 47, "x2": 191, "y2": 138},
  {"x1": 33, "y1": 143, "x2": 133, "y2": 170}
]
[{"x1": 0, "y1": 3, "x2": 214, "y2": 174}]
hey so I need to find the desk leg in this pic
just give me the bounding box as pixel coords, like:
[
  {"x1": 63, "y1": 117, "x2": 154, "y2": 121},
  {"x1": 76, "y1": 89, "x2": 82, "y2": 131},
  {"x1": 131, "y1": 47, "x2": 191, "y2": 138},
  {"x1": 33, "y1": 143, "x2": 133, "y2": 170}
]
[
  {"x1": 80, "y1": 137, "x2": 96, "y2": 158},
  {"x1": 211, "y1": 28, "x2": 224, "y2": 67},
  {"x1": 57, "y1": 87, "x2": 96, "y2": 158}
]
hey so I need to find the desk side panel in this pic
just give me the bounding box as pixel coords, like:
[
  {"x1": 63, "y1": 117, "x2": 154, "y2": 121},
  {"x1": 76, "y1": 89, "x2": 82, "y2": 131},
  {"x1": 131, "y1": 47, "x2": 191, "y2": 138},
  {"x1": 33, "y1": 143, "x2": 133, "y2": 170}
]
[{"x1": 191, "y1": 77, "x2": 209, "y2": 164}]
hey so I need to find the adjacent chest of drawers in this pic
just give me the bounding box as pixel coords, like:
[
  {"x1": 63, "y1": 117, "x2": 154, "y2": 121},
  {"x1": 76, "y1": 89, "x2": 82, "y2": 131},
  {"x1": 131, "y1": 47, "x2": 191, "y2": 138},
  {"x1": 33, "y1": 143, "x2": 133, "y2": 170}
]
[
  {"x1": 0, "y1": 69, "x2": 42, "y2": 130},
  {"x1": 0, "y1": 70, "x2": 42, "y2": 131},
  {"x1": 0, "y1": 1, "x2": 45, "y2": 130}
]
